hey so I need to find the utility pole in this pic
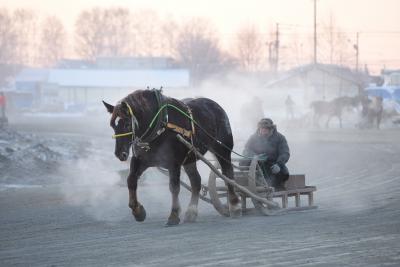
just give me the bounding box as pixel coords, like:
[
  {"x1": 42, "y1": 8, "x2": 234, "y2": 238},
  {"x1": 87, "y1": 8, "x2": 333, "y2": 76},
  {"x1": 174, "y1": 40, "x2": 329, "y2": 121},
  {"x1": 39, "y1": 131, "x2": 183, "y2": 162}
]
[
  {"x1": 267, "y1": 41, "x2": 273, "y2": 70},
  {"x1": 329, "y1": 13, "x2": 334, "y2": 64},
  {"x1": 313, "y1": 0, "x2": 317, "y2": 64},
  {"x1": 275, "y1": 23, "x2": 280, "y2": 72},
  {"x1": 355, "y1": 32, "x2": 359, "y2": 72}
]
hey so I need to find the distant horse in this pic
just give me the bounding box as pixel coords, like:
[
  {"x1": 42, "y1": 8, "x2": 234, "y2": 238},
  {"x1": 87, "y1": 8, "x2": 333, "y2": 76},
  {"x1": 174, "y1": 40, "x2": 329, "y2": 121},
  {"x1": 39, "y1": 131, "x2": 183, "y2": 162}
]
[
  {"x1": 310, "y1": 96, "x2": 360, "y2": 128},
  {"x1": 103, "y1": 89, "x2": 241, "y2": 225},
  {"x1": 360, "y1": 96, "x2": 384, "y2": 129}
]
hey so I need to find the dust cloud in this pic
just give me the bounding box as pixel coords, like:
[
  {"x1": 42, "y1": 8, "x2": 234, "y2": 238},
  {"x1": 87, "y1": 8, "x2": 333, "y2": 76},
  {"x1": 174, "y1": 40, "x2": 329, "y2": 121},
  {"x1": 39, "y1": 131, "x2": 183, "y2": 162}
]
[{"x1": 4, "y1": 73, "x2": 398, "y2": 222}]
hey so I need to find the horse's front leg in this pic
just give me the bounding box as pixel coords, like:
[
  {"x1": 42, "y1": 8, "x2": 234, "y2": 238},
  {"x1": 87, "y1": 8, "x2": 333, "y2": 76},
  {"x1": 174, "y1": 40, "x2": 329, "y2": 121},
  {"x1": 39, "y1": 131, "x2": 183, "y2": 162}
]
[
  {"x1": 128, "y1": 158, "x2": 147, "y2": 222},
  {"x1": 166, "y1": 165, "x2": 181, "y2": 226}
]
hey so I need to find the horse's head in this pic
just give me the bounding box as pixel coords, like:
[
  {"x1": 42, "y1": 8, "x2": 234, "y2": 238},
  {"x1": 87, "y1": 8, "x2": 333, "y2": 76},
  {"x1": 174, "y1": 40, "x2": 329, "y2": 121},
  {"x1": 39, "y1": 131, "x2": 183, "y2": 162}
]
[{"x1": 103, "y1": 100, "x2": 134, "y2": 161}]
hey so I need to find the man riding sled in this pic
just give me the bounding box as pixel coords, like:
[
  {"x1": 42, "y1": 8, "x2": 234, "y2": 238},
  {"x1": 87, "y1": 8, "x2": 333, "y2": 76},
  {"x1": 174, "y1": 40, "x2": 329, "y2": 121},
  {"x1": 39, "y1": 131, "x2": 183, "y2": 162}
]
[{"x1": 242, "y1": 118, "x2": 290, "y2": 191}]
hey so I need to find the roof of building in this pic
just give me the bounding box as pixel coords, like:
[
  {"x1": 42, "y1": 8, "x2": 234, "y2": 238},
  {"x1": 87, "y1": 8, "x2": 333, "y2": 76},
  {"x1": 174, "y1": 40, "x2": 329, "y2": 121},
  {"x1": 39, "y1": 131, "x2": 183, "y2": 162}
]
[
  {"x1": 15, "y1": 68, "x2": 49, "y2": 83},
  {"x1": 265, "y1": 63, "x2": 371, "y2": 88},
  {"x1": 15, "y1": 68, "x2": 190, "y2": 88}
]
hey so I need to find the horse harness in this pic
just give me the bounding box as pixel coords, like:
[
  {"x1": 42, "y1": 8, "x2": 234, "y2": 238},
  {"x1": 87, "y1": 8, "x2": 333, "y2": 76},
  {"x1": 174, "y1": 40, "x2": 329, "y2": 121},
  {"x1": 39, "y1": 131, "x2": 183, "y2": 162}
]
[{"x1": 114, "y1": 90, "x2": 196, "y2": 157}]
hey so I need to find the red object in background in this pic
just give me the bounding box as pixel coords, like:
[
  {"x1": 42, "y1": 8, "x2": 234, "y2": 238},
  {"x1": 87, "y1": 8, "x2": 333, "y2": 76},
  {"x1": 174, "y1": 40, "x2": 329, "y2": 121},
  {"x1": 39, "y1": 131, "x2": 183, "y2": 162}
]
[{"x1": 0, "y1": 94, "x2": 5, "y2": 106}]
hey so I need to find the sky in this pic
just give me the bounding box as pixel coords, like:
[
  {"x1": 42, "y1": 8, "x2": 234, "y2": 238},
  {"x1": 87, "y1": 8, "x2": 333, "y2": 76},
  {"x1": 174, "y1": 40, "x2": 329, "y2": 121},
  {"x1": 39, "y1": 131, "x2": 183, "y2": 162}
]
[{"x1": 1, "y1": 0, "x2": 400, "y2": 73}]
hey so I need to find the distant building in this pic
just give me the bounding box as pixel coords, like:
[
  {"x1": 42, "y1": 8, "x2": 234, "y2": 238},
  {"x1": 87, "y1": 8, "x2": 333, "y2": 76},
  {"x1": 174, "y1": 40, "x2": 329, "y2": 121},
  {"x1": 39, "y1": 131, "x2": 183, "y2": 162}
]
[
  {"x1": 12, "y1": 68, "x2": 48, "y2": 109},
  {"x1": 95, "y1": 57, "x2": 178, "y2": 69},
  {"x1": 381, "y1": 69, "x2": 400, "y2": 87},
  {"x1": 57, "y1": 56, "x2": 179, "y2": 70},
  {"x1": 12, "y1": 57, "x2": 190, "y2": 111},
  {"x1": 265, "y1": 63, "x2": 372, "y2": 105}
]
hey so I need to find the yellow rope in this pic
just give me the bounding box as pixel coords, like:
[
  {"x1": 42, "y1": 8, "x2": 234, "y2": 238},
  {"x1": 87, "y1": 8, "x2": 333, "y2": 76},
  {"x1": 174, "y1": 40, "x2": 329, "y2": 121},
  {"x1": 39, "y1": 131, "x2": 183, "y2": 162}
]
[
  {"x1": 112, "y1": 132, "x2": 133, "y2": 139},
  {"x1": 112, "y1": 102, "x2": 135, "y2": 139}
]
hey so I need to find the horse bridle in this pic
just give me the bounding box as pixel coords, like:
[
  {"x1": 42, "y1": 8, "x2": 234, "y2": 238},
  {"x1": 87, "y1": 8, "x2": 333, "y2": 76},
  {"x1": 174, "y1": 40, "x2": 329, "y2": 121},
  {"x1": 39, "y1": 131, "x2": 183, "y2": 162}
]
[
  {"x1": 112, "y1": 91, "x2": 195, "y2": 157},
  {"x1": 112, "y1": 101, "x2": 144, "y2": 156},
  {"x1": 112, "y1": 102, "x2": 139, "y2": 139}
]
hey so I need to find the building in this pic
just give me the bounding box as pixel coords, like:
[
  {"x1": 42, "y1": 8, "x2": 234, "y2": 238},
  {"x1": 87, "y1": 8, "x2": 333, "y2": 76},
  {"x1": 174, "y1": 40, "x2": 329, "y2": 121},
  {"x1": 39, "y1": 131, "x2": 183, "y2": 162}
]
[
  {"x1": 12, "y1": 57, "x2": 190, "y2": 111},
  {"x1": 381, "y1": 69, "x2": 400, "y2": 87},
  {"x1": 264, "y1": 63, "x2": 372, "y2": 108}
]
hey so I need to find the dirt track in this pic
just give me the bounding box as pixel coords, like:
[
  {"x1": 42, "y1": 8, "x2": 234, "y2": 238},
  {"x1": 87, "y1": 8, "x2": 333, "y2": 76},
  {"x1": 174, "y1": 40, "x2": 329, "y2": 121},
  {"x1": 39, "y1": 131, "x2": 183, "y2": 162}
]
[{"x1": 1, "y1": 128, "x2": 400, "y2": 266}]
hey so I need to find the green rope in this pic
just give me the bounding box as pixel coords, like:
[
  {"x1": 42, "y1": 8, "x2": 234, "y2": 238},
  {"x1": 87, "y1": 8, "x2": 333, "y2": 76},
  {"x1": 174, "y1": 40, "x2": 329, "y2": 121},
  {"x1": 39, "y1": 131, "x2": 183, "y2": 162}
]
[{"x1": 144, "y1": 103, "x2": 266, "y2": 160}]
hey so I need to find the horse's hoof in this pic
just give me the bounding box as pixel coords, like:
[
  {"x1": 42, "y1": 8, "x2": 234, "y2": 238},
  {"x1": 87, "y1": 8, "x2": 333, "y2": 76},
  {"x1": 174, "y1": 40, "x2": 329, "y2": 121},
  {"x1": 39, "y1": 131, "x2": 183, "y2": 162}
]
[
  {"x1": 183, "y1": 208, "x2": 198, "y2": 223},
  {"x1": 220, "y1": 204, "x2": 230, "y2": 217},
  {"x1": 229, "y1": 204, "x2": 242, "y2": 218},
  {"x1": 166, "y1": 214, "x2": 180, "y2": 226},
  {"x1": 132, "y1": 205, "x2": 146, "y2": 222}
]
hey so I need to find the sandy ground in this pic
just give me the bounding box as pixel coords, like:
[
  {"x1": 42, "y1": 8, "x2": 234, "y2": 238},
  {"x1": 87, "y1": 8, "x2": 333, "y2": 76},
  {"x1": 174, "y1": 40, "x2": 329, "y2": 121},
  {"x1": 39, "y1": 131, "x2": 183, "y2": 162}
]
[{"x1": 1, "y1": 125, "x2": 400, "y2": 266}]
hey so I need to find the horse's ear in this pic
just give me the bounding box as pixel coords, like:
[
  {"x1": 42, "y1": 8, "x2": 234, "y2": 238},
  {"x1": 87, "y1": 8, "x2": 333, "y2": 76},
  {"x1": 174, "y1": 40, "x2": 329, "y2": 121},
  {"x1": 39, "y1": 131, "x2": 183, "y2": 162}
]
[{"x1": 102, "y1": 100, "x2": 114, "y2": 114}]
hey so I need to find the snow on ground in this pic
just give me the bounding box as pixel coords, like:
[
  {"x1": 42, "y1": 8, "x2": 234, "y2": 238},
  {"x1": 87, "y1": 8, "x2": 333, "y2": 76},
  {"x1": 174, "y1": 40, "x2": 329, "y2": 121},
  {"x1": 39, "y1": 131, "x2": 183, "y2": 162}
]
[{"x1": 0, "y1": 120, "x2": 400, "y2": 266}]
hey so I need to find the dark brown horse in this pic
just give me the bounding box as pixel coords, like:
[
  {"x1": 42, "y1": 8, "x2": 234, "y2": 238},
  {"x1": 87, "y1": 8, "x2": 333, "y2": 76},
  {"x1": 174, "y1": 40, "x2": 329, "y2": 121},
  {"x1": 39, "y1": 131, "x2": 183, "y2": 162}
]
[
  {"x1": 103, "y1": 89, "x2": 241, "y2": 225},
  {"x1": 310, "y1": 96, "x2": 360, "y2": 128},
  {"x1": 360, "y1": 96, "x2": 384, "y2": 129}
]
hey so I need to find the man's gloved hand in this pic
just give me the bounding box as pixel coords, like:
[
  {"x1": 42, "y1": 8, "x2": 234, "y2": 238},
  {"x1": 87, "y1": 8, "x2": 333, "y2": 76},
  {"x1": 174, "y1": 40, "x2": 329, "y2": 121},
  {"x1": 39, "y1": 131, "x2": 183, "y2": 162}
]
[{"x1": 270, "y1": 163, "x2": 281, "y2": 174}]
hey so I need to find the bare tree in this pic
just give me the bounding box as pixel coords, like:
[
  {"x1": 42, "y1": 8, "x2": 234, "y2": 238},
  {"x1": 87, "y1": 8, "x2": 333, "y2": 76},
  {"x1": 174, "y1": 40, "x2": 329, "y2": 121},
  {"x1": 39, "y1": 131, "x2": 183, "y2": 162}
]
[
  {"x1": 235, "y1": 24, "x2": 265, "y2": 71},
  {"x1": 132, "y1": 9, "x2": 162, "y2": 57},
  {"x1": 75, "y1": 8, "x2": 104, "y2": 60},
  {"x1": 0, "y1": 9, "x2": 16, "y2": 65},
  {"x1": 39, "y1": 16, "x2": 66, "y2": 67},
  {"x1": 102, "y1": 8, "x2": 132, "y2": 57},
  {"x1": 286, "y1": 30, "x2": 306, "y2": 67},
  {"x1": 321, "y1": 14, "x2": 354, "y2": 66},
  {"x1": 12, "y1": 9, "x2": 38, "y2": 66},
  {"x1": 75, "y1": 7, "x2": 133, "y2": 60},
  {"x1": 160, "y1": 18, "x2": 179, "y2": 58},
  {"x1": 0, "y1": 8, "x2": 17, "y2": 86},
  {"x1": 175, "y1": 18, "x2": 231, "y2": 85}
]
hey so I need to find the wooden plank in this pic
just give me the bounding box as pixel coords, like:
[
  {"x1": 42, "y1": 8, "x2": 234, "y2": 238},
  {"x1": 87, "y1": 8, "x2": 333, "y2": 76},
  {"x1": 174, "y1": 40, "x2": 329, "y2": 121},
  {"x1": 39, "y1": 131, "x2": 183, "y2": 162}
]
[
  {"x1": 295, "y1": 193, "x2": 300, "y2": 207},
  {"x1": 234, "y1": 175, "x2": 249, "y2": 186},
  {"x1": 308, "y1": 192, "x2": 314, "y2": 206},
  {"x1": 285, "y1": 174, "x2": 306, "y2": 189},
  {"x1": 272, "y1": 186, "x2": 316, "y2": 197},
  {"x1": 218, "y1": 193, "x2": 228, "y2": 198},
  {"x1": 282, "y1": 205, "x2": 318, "y2": 212},
  {"x1": 282, "y1": 194, "x2": 288, "y2": 208},
  {"x1": 240, "y1": 193, "x2": 247, "y2": 210},
  {"x1": 243, "y1": 205, "x2": 318, "y2": 216},
  {"x1": 177, "y1": 134, "x2": 280, "y2": 209}
]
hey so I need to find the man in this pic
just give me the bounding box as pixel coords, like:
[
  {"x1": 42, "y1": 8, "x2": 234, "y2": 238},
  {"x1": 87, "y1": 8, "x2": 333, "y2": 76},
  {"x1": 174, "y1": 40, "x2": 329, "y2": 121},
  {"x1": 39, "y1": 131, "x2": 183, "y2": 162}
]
[
  {"x1": 285, "y1": 95, "x2": 295, "y2": 120},
  {"x1": 242, "y1": 118, "x2": 290, "y2": 191}
]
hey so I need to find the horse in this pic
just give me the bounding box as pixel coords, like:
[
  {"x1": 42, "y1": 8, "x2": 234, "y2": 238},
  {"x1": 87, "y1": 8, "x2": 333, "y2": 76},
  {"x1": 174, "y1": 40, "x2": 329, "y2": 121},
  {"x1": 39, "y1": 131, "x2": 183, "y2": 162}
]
[
  {"x1": 360, "y1": 96, "x2": 384, "y2": 129},
  {"x1": 310, "y1": 95, "x2": 360, "y2": 128},
  {"x1": 103, "y1": 89, "x2": 241, "y2": 225}
]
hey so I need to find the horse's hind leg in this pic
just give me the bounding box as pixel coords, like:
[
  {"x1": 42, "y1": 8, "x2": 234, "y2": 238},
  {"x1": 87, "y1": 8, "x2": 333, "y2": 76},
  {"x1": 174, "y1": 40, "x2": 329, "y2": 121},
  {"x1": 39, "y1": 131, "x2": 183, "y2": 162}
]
[
  {"x1": 325, "y1": 115, "x2": 331, "y2": 128},
  {"x1": 166, "y1": 165, "x2": 181, "y2": 226},
  {"x1": 313, "y1": 114, "x2": 320, "y2": 128},
  {"x1": 214, "y1": 152, "x2": 241, "y2": 217},
  {"x1": 377, "y1": 111, "x2": 382, "y2": 129},
  {"x1": 183, "y1": 162, "x2": 201, "y2": 222}
]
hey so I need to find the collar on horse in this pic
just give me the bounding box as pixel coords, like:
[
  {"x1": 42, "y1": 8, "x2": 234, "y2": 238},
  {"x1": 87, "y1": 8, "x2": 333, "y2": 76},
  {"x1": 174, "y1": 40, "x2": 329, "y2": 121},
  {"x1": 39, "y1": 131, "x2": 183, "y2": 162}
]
[{"x1": 112, "y1": 89, "x2": 195, "y2": 154}]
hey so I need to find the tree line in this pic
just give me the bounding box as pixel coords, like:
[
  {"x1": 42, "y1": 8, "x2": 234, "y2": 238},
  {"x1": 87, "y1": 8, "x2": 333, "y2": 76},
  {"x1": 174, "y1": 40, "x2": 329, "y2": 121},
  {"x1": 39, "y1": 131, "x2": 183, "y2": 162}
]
[{"x1": 0, "y1": 7, "x2": 355, "y2": 85}]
